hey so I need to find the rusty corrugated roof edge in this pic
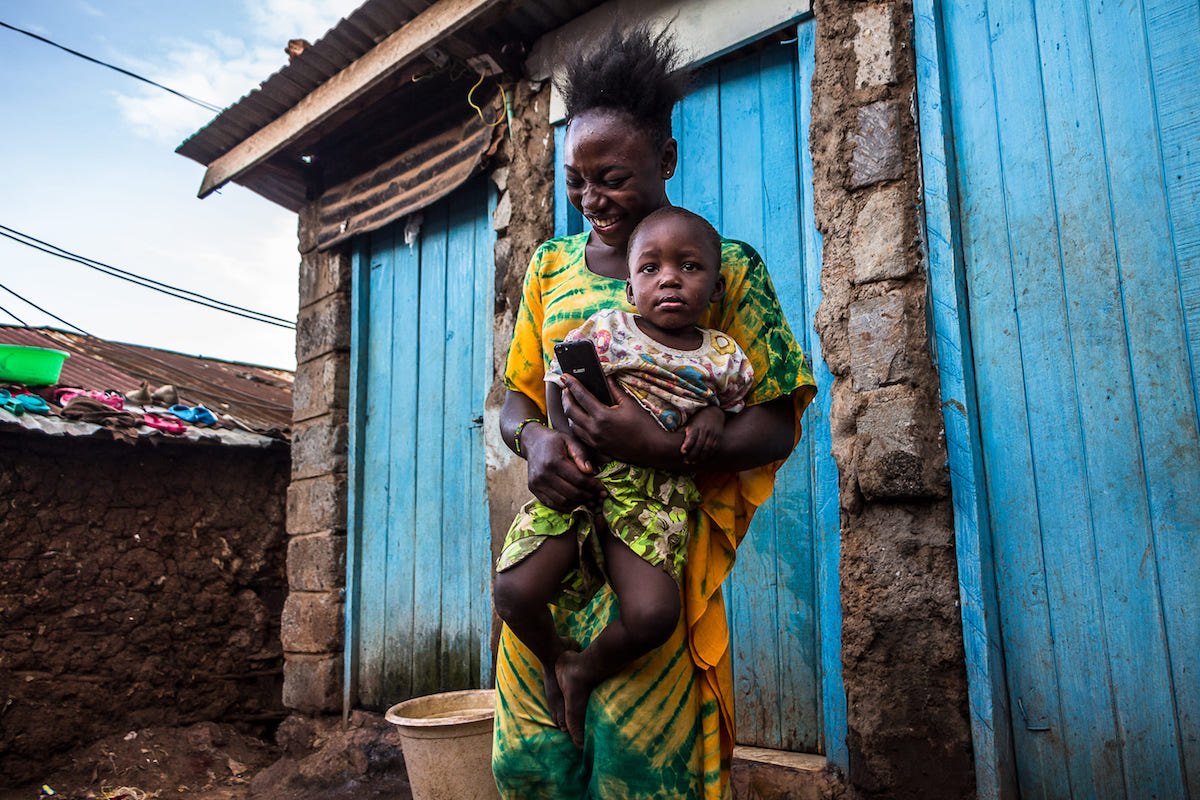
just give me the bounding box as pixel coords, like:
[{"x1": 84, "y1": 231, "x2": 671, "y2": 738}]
[{"x1": 0, "y1": 326, "x2": 293, "y2": 441}]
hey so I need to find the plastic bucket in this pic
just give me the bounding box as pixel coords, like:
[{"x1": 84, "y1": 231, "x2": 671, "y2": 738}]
[
  {"x1": 0, "y1": 345, "x2": 69, "y2": 385},
  {"x1": 385, "y1": 689, "x2": 500, "y2": 800}
]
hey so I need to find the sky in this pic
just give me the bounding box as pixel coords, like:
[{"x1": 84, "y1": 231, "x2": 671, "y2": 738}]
[{"x1": 0, "y1": 0, "x2": 364, "y2": 370}]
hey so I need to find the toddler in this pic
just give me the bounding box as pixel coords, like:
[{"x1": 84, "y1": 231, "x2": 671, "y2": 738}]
[{"x1": 493, "y1": 206, "x2": 754, "y2": 748}]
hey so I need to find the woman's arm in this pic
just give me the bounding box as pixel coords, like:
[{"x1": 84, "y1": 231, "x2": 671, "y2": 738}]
[
  {"x1": 560, "y1": 375, "x2": 795, "y2": 473},
  {"x1": 500, "y1": 388, "x2": 607, "y2": 511}
]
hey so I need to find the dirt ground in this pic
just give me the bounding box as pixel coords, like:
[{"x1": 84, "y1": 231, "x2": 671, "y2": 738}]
[{"x1": 0, "y1": 714, "x2": 413, "y2": 800}]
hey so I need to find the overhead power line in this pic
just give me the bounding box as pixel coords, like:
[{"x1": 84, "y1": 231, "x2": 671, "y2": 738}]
[
  {"x1": 0, "y1": 281, "x2": 92, "y2": 336},
  {"x1": 0, "y1": 224, "x2": 296, "y2": 330},
  {"x1": 0, "y1": 20, "x2": 224, "y2": 113},
  {"x1": 0, "y1": 302, "x2": 29, "y2": 326}
]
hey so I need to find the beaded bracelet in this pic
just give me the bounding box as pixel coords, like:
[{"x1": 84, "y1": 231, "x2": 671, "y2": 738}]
[{"x1": 513, "y1": 418, "x2": 544, "y2": 456}]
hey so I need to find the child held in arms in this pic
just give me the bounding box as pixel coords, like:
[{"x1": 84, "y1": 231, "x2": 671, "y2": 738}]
[{"x1": 493, "y1": 206, "x2": 754, "y2": 747}]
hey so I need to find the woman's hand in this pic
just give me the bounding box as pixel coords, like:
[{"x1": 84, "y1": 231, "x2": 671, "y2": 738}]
[
  {"x1": 501, "y1": 388, "x2": 606, "y2": 512},
  {"x1": 559, "y1": 374, "x2": 675, "y2": 465},
  {"x1": 521, "y1": 422, "x2": 607, "y2": 511},
  {"x1": 563, "y1": 376, "x2": 796, "y2": 473}
]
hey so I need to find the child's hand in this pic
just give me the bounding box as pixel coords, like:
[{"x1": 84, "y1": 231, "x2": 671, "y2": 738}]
[{"x1": 681, "y1": 406, "x2": 725, "y2": 464}]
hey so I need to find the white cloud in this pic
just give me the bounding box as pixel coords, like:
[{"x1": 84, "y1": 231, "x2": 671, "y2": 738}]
[
  {"x1": 247, "y1": 0, "x2": 360, "y2": 43},
  {"x1": 112, "y1": 1, "x2": 361, "y2": 144}
]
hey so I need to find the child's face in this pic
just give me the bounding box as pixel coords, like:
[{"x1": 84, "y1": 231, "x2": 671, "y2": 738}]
[{"x1": 625, "y1": 214, "x2": 725, "y2": 332}]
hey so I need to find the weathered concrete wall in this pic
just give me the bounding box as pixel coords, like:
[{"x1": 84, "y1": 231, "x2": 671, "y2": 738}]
[
  {"x1": 809, "y1": 2, "x2": 974, "y2": 796},
  {"x1": 283, "y1": 213, "x2": 353, "y2": 713},
  {"x1": 0, "y1": 433, "x2": 288, "y2": 784},
  {"x1": 484, "y1": 78, "x2": 556, "y2": 605}
]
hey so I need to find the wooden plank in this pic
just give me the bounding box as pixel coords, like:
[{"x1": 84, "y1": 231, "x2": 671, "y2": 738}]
[
  {"x1": 384, "y1": 217, "x2": 422, "y2": 703},
  {"x1": 1086, "y1": 2, "x2": 1200, "y2": 794},
  {"x1": 472, "y1": 182, "x2": 496, "y2": 687},
  {"x1": 989, "y1": 3, "x2": 1128, "y2": 794},
  {"x1": 756, "y1": 42, "x2": 819, "y2": 753},
  {"x1": 940, "y1": 2, "x2": 1073, "y2": 795},
  {"x1": 1045, "y1": 1, "x2": 1187, "y2": 794},
  {"x1": 344, "y1": 235, "x2": 373, "y2": 714},
  {"x1": 1146, "y1": 0, "x2": 1200, "y2": 407},
  {"x1": 198, "y1": 0, "x2": 507, "y2": 198},
  {"x1": 411, "y1": 199, "x2": 450, "y2": 699},
  {"x1": 553, "y1": 125, "x2": 584, "y2": 238},
  {"x1": 673, "y1": 68, "x2": 721, "y2": 228},
  {"x1": 913, "y1": 0, "x2": 1012, "y2": 793},
  {"x1": 794, "y1": 15, "x2": 846, "y2": 768},
  {"x1": 720, "y1": 51, "x2": 783, "y2": 749},
  {"x1": 1143, "y1": 0, "x2": 1200, "y2": 788},
  {"x1": 440, "y1": 183, "x2": 481, "y2": 690},
  {"x1": 360, "y1": 223, "x2": 398, "y2": 706}
]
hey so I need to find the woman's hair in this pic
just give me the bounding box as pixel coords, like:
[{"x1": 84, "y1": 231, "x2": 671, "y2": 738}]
[{"x1": 559, "y1": 23, "x2": 691, "y2": 149}]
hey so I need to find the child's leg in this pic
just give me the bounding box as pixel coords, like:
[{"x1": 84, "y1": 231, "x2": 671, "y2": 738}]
[
  {"x1": 492, "y1": 534, "x2": 579, "y2": 731},
  {"x1": 556, "y1": 523, "x2": 681, "y2": 748}
]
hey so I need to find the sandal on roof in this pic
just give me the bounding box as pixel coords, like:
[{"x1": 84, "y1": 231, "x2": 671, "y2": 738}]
[
  {"x1": 0, "y1": 389, "x2": 23, "y2": 416},
  {"x1": 168, "y1": 404, "x2": 218, "y2": 426},
  {"x1": 13, "y1": 392, "x2": 49, "y2": 414},
  {"x1": 143, "y1": 413, "x2": 187, "y2": 435}
]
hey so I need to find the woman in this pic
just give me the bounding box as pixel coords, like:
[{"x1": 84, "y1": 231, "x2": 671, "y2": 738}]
[{"x1": 492, "y1": 24, "x2": 817, "y2": 799}]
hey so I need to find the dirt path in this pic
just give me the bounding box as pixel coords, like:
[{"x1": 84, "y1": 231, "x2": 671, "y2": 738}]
[{"x1": 0, "y1": 715, "x2": 412, "y2": 800}]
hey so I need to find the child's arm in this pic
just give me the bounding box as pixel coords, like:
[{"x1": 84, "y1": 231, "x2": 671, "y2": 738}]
[
  {"x1": 546, "y1": 380, "x2": 598, "y2": 474},
  {"x1": 680, "y1": 404, "x2": 726, "y2": 464},
  {"x1": 546, "y1": 380, "x2": 572, "y2": 438}
]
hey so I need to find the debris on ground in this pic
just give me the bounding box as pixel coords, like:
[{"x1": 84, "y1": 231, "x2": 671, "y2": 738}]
[{"x1": 0, "y1": 714, "x2": 411, "y2": 800}]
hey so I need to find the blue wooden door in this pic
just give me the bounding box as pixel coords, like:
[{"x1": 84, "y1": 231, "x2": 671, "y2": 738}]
[
  {"x1": 345, "y1": 176, "x2": 494, "y2": 708},
  {"x1": 937, "y1": 1, "x2": 1200, "y2": 795},
  {"x1": 554, "y1": 20, "x2": 840, "y2": 756},
  {"x1": 673, "y1": 29, "x2": 835, "y2": 755}
]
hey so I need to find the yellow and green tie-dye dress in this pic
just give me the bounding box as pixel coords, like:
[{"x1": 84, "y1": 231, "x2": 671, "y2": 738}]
[{"x1": 494, "y1": 232, "x2": 817, "y2": 800}]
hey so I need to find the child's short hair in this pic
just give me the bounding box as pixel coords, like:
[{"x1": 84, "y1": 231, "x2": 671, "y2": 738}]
[{"x1": 628, "y1": 206, "x2": 721, "y2": 262}]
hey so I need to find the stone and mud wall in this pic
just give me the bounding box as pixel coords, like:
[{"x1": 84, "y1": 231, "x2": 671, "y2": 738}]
[
  {"x1": 0, "y1": 433, "x2": 288, "y2": 784},
  {"x1": 810, "y1": 1, "x2": 974, "y2": 796}
]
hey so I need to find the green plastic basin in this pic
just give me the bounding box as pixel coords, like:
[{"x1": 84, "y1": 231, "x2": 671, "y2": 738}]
[{"x1": 0, "y1": 344, "x2": 70, "y2": 386}]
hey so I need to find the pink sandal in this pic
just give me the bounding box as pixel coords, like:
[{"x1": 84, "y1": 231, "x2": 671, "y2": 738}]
[
  {"x1": 55, "y1": 388, "x2": 125, "y2": 410},
  {"x1": 143, "y1": 413, "x2": 186, "y2": 434}
]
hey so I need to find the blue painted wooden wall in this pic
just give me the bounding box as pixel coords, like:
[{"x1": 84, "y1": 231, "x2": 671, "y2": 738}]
[
  {"x1": 922, "y1": 0, "x2": 1200, "y2": 796},
  {"x1": 344, "y1": 175, "x2": 495, "y2": 708},
  {"x1": 555, "y1": 21, "x2": 844, "y2": 760}
]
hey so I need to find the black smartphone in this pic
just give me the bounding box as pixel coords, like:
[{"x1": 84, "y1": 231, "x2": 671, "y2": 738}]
[{"x1": 554, "y1": 340, "x2": 615, "y2": 406}]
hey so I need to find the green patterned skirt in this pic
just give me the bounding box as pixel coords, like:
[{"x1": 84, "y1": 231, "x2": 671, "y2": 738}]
[
  {"x1": 491, "y1": 586, "x2": 728, "y2": 799},
  {"x1": 495, "y1": 460, "x2": 701, "y2": 610}
]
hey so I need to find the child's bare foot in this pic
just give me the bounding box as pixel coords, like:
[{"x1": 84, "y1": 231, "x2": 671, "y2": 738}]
[
  {"x1": 541, "y1": 637, "x2": 580, "y2": 733},
  {"x1": 555, "y1": 650, "x2": 594, "y2": 749}
]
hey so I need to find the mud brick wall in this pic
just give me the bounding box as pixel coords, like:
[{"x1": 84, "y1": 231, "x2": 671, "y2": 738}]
[
  {"x1": 285, "y1": 211, "x2": 353, "y2": 713},
  {"x1": 810, "y1": 1, "x2": 974, "y2": 796},
  {"x1": 0, "y1": 432, "x2": 288, "y2": 784}
]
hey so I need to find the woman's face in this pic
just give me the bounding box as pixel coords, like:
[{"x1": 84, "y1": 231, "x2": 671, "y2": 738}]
[{"x1": 562, "y1": 109, "x2": 677, "y2": 252}]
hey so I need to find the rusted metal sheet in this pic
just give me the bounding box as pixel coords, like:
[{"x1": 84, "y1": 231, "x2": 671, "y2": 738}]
[
  {"x1": 176, "y1": 0, "x2": 605, "y2": 213},
  {"x1": 0, "y1": 326, "x2": 292, "y2": 435},
  {"x1": 316, "y1": 88, "x2": 499, "y2": 249}
]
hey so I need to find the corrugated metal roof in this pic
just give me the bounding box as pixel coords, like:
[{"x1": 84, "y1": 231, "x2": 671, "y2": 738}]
[
  {"x1": 0, "y1": 326, "x2": 292, "y2": 438},
  {"x1": 176, "y1": 0, "x2": 606, "y2": 212}
]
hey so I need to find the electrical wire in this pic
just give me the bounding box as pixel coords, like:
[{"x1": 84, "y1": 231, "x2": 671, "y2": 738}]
[
  {"x1": 0, "y1": 225, "x2": 296, "y2": 330},
  {"x1": 0, "y1": 303, "x2": 28, "y2": 326},
  {"x1": 0, "y1": 286, "x2": 290, "y2": 412},
  {"x1": 0, "y1": 281, "x2": 91, "y2": 336},
  {"x1": 0, "y1": 20, "x2": 224, "y2": 113}
]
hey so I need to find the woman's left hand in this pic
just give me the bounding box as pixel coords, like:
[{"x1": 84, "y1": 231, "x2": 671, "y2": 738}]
[{"x1": 559, "y1": 374, "x2": 672, "y2": 464}]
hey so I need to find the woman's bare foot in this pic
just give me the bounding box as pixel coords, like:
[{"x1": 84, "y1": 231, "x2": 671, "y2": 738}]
[{"x1": 555, "y1": 650, "x2": 595, "y2": 749}]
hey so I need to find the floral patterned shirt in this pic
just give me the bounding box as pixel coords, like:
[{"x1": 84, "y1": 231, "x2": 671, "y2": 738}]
[{"x1": 547, "y1": 308, "x2": 755, "y2": 432}]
